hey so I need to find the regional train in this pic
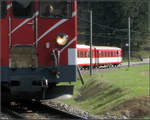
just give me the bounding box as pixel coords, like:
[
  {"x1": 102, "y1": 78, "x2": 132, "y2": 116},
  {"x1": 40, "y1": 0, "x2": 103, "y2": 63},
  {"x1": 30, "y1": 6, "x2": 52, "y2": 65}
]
[
  {"x1": 77, "y1": 44, "x2": 122, "y2": 68},
  {"x1": 1, "y1": 0, "x2": 77, "y2": 100}
]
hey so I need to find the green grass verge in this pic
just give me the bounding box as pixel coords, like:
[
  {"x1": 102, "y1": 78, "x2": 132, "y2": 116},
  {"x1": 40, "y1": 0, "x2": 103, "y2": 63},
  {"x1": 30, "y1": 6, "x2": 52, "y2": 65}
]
[
  {"x1": 60, "y1": 64, "x2": 149, "y2": 118},
  {"x1": 123, "y1": 50, "x2": 149, "y2": 62}
]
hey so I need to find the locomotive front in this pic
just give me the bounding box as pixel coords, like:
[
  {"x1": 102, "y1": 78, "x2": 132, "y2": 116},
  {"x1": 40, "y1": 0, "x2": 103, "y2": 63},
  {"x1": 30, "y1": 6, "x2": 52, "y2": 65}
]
[{"x1": 1, "y1": 0, "x2": 77, "y2": 100}]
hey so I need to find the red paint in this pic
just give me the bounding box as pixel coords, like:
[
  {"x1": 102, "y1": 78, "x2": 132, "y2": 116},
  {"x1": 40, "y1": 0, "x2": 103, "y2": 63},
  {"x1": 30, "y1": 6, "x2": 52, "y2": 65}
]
[
  {"x1": 1, "y1": 1, "x2": 9, "y2": 66},
  {"x1": 1, "y1": 0, "x2": 77, "y2": 67},
  {"x1": 77, "y1": 45, "x2": 122, "y2": 67}
]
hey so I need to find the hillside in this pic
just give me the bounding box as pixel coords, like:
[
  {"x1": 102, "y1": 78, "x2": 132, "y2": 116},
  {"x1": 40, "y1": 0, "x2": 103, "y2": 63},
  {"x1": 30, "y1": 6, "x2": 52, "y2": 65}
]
[
  {"x1": 77, "y1": 0, "x2": 150, "y2": 59},
  {"x1": 61, "y1": 64, "x2": 149, "y2": 119}
]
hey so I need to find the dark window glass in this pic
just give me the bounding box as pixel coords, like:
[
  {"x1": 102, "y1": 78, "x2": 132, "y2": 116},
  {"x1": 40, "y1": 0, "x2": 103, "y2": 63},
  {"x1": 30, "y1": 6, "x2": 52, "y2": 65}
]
[
  {"x1": 111, "y1": 51, "x2": 113, "y2": 57},
  {"x1": 84, "y1": 51, "x2": 87, "y2": 57},
  {"x1": 40, "y1": 0, "x2": 72, "y2": 18},
  {"x1": 108, "y1": 52, "x2": 110, "y2": 57},
  {"x1": 101, "y1": 51, "x2": 103, "y2": 57},
  {"x1": 12, "y1": 0, "x2": 34, "y2": 18},
  {"x1": 105, "y1": 51, "x2": 107, "y2": 57},
  {"x1": 0, "y1": 1, "x2": 7, "y2": 18},
  {"x1": 80, "y1": 51, "x2": 83, "y2": 57}
]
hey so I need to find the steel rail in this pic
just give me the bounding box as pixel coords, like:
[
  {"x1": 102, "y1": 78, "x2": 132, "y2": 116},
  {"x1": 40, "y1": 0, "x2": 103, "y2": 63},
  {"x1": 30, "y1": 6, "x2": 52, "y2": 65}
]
[
  {"x1": 9, "y1": 100, "x2": 88, "y2": 120},
  {"x1": 1, "y1": 106, "x2": 27, "y2": 119},
  {"x1": 27, "y1": 100, "x2": 88, "y2": 120}
]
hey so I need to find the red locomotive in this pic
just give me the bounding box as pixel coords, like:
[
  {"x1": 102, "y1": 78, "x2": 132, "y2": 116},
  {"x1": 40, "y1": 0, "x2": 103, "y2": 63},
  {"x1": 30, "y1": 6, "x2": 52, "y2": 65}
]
[
  {"x1": 77, "y1": 44, "x2": 122, "y2": 68},
  {"x1": 1, "y1": 0, "x2": 77, "y2": 100}
]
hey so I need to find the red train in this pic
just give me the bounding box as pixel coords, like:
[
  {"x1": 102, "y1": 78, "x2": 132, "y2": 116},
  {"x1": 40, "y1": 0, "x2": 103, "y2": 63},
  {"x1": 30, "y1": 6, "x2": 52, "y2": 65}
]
[
  {"x1": 77, "y1": 44, "x2": 122, "y2": 68},
  {"x1": 1, "y1": 0, "x2": 77, "y2": 100}
]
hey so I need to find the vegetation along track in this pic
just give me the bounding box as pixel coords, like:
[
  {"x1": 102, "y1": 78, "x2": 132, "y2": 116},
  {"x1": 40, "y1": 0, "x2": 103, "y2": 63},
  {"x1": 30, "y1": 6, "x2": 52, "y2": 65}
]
[
  {"x1": 80, "y1": 58, "x2": 149, "y2": 74},
  {"x1": 1, "y1": 100, "x2": 88, "y2": 120}
]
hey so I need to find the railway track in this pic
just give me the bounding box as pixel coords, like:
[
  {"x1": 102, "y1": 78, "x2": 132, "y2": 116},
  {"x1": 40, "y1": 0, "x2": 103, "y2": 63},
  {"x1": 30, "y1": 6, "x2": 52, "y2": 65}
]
[
  {"x1": 80, "y1": 58, "x2": 149, "y2": 74},
  {"x1": 1, "y1": 59, "x2": 148, "y2": 119},
  {"x1": 1, "y1": 105, "x2": 27, "y2": 119},
  {"x1": 1, "y1": 100, "x2": 88, "y2": 120}
]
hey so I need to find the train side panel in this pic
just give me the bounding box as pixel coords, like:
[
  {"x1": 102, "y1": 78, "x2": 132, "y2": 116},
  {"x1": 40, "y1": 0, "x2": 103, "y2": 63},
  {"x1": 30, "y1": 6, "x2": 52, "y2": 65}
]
[
  {"x1": 77, "y1": 45, "x2": 96, "y2": 67},
  {"x1": 95, "y1": 47, "x2": 122, "y2": 66},
  {"x1": 77, "y1": 45, "x2": 122, "y2": 68}
]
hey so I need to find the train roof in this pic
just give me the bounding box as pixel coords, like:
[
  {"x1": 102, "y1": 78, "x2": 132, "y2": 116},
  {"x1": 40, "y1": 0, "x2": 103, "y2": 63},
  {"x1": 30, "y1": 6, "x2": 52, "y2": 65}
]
[
  {"x1": 77, "y1": 44, "x2": 121, "y2": 50},
  {"x1": 94, "y1": 46, "x2": 121, "y2": 50},
  {"x1": 77, "y1": 44, "x2": 90, "y2": 48}
]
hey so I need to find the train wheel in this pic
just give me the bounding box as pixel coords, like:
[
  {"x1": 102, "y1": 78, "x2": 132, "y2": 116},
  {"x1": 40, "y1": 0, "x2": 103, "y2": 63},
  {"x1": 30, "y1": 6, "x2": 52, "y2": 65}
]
[{"x1": 113, "y1": 64, "x2": 116, "y2": 67}]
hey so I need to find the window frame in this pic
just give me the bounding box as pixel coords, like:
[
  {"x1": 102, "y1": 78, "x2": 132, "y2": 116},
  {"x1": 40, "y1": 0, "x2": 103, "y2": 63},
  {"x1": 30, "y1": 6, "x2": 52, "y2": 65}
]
[
  {"x1": 111, "y1": 51, "x2": 113, "y2": 57},
  {"x1": 0, "y1": 1, "x2": 7, "y2": 18},
  {"x1": 12, "y1": 1, "x2": 34, "y2": 18},
  {"x1": 105, "y1": 51, "x2": 107, "y2": 57},
  {"x1": 114, "y1": 51, "x2": 116, "y2": 57},
  {"x1": 108, "y1": 51, "x2": 110, "y2": 57},
  {"x1": 84, "y1": 51, "x2": 87, "y2": 58},
  {"x1": 101, "y1": 51, "x2": 103, "y2": 57},
  {"x1": 39, "y1": 0, "x2": 72, "y2": 19},
  {"x1": 80, "y1": 51, "x2": 83, "y2": 58}
]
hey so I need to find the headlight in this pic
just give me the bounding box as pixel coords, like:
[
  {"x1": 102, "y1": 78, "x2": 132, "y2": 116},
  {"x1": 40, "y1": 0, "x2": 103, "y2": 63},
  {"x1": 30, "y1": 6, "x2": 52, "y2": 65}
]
[{"x1": 56, "y1": 33, "x2": 69, "y2": 46}]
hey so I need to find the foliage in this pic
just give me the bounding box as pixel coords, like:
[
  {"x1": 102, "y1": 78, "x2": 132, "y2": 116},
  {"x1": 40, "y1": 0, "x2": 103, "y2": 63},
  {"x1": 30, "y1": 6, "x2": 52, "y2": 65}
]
[{"x1": 77, "y1": 0, "x2": 149, "y2": 57}]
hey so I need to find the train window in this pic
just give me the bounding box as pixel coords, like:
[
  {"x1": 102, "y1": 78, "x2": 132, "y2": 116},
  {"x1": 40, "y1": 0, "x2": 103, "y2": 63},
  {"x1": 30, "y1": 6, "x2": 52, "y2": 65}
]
[
  {"x1": 108, "y1": 52, "x2": 110, "y2": 57},
  {"x1": 0, "y1": 1, "x2": 7, "y2": 18},
  {"x1": 12, "y1": 0, "x2": 34, "y2": 18},
  {"x1": 40, "y1": 0, "x2": 72, "y2": 18},
  {"x1": 101, "y1": 51, "x2": 103, "y2": 57},
  {"x1": 117, "y1": 51, "x2": 119, "y2": 57},
  {"x1": 114, "y1": 51, "x2": 116, "y2": 57},
  {"x1": 99, "y1": 51, "x2": 101, "y2": 57},
  {"x1": 80, "y1": 51, "x2": 83, "y2": 57},
  {"x1": 111, "y1": 51, "x2": 113, "y2": 57},
  {"x1": 84, "y1": 51, "x2": 87, "y2": 57},
  {"x1": 105, "y1": 51, "x2": 107, "y2": 57}
]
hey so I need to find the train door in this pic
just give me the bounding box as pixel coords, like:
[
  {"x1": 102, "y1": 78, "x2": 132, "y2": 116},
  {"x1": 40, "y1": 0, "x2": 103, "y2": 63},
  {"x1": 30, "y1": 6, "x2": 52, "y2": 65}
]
[
  {"x1": 117, "y1": 49, "x2": 121, "y2": 63},
  {"x1": 10, "y1": 0, "x2": 35, "y2": 45}
]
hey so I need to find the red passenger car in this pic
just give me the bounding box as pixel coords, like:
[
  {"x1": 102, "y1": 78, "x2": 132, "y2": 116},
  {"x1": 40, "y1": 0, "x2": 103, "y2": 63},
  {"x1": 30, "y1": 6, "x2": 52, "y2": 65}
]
[
  {"x1": 77, "y1": 44, "x2": 122, "y2": 68},
  {"x1": 1, "y1": 0, "x2": 77, "y2": 100}
]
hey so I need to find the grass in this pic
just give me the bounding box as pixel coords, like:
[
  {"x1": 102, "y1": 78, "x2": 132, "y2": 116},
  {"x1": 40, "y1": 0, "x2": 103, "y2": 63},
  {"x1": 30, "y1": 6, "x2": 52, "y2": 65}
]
[
  {"x1": 123, "y1": 50, "x2": 149, "y2": 62},
  {"x1": 99, "y1": 65, "x2": 149, "y2": 97},
  {"x1": 60, "y1": 64, "x2": 149, "y2": 118}
]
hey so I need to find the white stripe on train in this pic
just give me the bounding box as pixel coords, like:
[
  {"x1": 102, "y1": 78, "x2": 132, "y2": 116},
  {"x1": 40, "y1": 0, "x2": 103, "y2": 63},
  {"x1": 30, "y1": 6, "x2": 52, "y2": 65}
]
[
  {"x1": 77, "y1": 57, "x2": 122, "y2": 65},
  {"x1": 10, "y1": 12, "x2": 39, "y2": 35},
  {"x1": 35, "y1": 11, "x2": 76, "y2": 44}
]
